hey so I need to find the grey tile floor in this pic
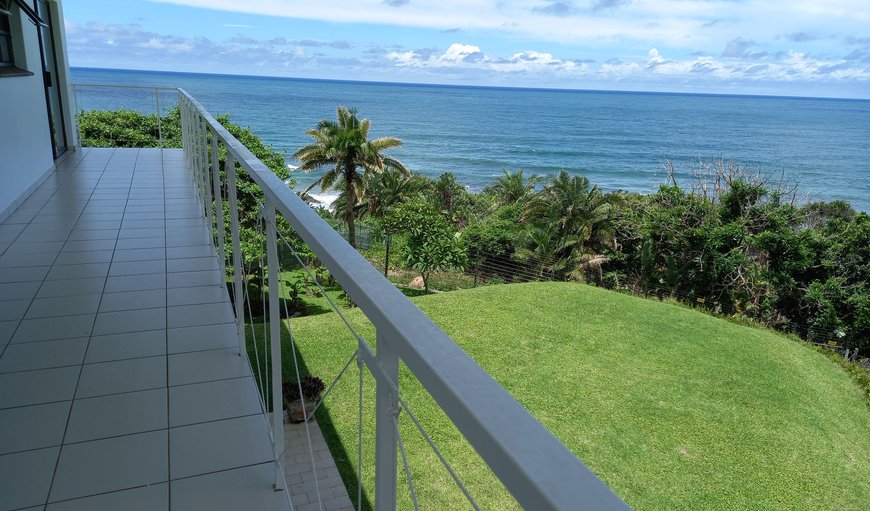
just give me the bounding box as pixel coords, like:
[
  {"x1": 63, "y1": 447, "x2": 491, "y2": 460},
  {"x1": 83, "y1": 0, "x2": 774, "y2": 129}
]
[{"x1": 0, "y1": 148, "x2": 291, "y2": 510}]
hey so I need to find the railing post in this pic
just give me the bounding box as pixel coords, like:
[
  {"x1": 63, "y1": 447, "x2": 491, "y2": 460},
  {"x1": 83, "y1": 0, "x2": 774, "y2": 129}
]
[
  {"x1": 203, "y1": 127, "x2": 214, "y2": 233},
  {"x1": 226, "y1": 153, "x2": 246, "y2": 356},
  {"x1": 193, "y1": 114, "x2": 202, "y2": 199},
  {"x1": 155, "y1": 88, "x2": 163, "y2": 149},
  {"x1": 199, "y1": 117, "x2": 208, "y2": 207},
  {"x1": 264, "y1": 203, "x2": 285, "y2": 491},
  {"x1": 72, "y1": 85, "x2": 81, "y2": 149},
  {"x1": 211, "y1": 132, "x2": 227, "y2": 278},
  {"x1": 186, "y1": 99, "x2": 193, "y2": 169},
  {"x1": 180, "y1": 97, "x2": 188, "y2": 166},
  {"x1": 191, "y1": 110, "x2": 201, "y2": 195},
  {"x1": 375, "y1": 330, "x2": 399, "y2": 510}
]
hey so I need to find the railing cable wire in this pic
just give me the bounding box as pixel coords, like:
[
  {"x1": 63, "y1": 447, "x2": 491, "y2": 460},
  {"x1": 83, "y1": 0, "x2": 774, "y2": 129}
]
[
  {"x1": 279, "y1": 228, "x2": 480, "y2": 509},
  {"x1": 397, "y1": 396, "x2": 481, "y2": 510},
  {"x1": 276, "y1": 232, "x2": 370, "y2": 348},
  {"x1": 357, "y1": 353, "x2": 364, "y2": 511},
  {"x1": 280, "y1": 275, "x2": 325, "y2": 511},
  {"x1": 259, "y1": 213, "x2": 271, "y2": 411},
  {"x1": 241, "y1": 231, "x2": 267, "y2": 408},
  {"x1": 395, "y1": 412, "x2": 420, "y2": 511}
]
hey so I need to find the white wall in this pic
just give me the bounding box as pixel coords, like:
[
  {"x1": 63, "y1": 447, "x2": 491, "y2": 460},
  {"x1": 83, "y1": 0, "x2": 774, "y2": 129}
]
[{"x1": 0, "y1": 6, "x2": 58, "y2": 220}]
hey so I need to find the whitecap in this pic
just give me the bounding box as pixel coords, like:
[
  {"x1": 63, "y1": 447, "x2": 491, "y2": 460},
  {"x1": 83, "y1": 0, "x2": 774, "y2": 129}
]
[{"x1": 303, "y1": 190, "x2": 340, "y2": 210}]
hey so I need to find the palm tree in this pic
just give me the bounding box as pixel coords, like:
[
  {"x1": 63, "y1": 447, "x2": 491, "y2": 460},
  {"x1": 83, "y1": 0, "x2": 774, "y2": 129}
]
[
  {"x1": 332, "y1": 168, "x2": 430, "y2": 221},
  {"x1": 522, "y1": 170, "x2": 614, "y2": 279},
  {"x1": 486, "y1": 169, "x2": 539, "y2": 208},
  {"x1": 293, "y1": 106, "x2": 408, "y2": 247}
]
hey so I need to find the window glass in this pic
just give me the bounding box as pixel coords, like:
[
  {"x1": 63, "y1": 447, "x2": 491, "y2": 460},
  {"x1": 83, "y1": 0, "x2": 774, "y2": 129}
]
[{"x1": 0, "y1": 12, "x2": 13, "y2": 66}]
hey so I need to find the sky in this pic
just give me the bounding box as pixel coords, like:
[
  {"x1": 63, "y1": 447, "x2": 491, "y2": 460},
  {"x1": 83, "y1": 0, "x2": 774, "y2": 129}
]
[{"x1": 62, "y1": 0, "x2": 870, "y2": 98}]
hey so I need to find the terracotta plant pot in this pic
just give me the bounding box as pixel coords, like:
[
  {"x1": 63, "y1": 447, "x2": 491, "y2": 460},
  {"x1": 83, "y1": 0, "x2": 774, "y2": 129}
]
[{"x1": 285, "y1": 398, "x2": 317, "y2": 423}]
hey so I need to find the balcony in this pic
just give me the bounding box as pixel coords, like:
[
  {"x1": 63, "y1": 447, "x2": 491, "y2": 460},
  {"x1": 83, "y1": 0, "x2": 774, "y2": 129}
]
[
  {"x1": 0, "y1": 87, "x2": 628, "y2": 510},
  {"x1": 0, "y1": 146, "x2": 294, "y2": 510}
]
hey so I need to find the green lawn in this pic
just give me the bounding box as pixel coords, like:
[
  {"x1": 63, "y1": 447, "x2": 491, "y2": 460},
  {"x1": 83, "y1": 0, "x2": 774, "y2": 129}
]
[{"x1": 252, "y1": 282, "x2": 869, "y2": 510}]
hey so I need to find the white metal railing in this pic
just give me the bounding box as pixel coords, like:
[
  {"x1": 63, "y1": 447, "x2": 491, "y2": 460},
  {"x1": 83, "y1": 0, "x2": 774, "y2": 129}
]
[
  {"x1": 71, "y1": 83, "x2": 178, "y2": 149},
  {"x1": 177, "y1": 88, "x2": 630, "y2": 510}
]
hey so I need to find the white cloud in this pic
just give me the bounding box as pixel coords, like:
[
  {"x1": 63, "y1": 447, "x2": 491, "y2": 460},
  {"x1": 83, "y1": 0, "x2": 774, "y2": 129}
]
[
  {"x1": 65, "y1": 12, "x2": 870, "y2": 96},
  {"x1": 148, "y1": 0, "x2": 870, "y2": 50},
  {"x1": 387, "y1": 42, "x2": 870, "y2": 86},
  {"x1": 64, "y1": 21, "x2": 364, "y2": 74},
  {"x1": 388, "y1": 43, "x2": 588, "y2": 75}
]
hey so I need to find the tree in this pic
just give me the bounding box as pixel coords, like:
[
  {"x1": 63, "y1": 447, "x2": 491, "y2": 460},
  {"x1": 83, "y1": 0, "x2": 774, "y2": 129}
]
[
  {"x1": 463, "y1": 203, "x2": 524, "y2": 282},
  {"x1": 428, "y1": 172, "x2": 478, "y2": 228},
  {"x1": 294, "y1": 106, "x2": 408, "y2": 247},
  {"x1": 332, "y1": 168, "x2": 430, "y2": 221},
  {"x1": 521, "y1": 170, "x2": 615, "y2": 279},
  {"x1": 485, "y1": 169, "x2": 539, "y2": 208},
  {"x1": 385, "y1": 199, "x2": 467, "y2": 292}
]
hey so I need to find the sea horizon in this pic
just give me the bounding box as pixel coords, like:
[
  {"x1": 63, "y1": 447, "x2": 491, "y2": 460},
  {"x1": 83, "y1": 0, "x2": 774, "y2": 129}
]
[{"x1": 72, "y1": 66, "x2": 870, "y2": 103}]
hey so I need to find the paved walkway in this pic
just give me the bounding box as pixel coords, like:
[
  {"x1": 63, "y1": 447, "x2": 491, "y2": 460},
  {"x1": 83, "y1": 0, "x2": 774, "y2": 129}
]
[
  {"x1": 283, "y1": 419, "x2": 354, "y2": 511},
  {"x1": 0, "y1": 148, "x2": 290, "y2": 510}
]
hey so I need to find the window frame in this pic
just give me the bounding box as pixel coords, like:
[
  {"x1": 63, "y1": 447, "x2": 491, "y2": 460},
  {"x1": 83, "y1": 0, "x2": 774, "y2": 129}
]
[{"x1": 0, "y1": 0, "x2": 35, "y2": 77}]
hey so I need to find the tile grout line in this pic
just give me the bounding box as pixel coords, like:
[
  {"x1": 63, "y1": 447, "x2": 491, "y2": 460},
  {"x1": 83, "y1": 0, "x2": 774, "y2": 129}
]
[
  {"x1": 0, "y1": 151, "x2": 100, "y2": 362},
  {"x1": 3, "y1": 412, "x2": 266, "y2": 458},
  {"x1": 0, "y1": 179, "x2": 111, "y2": 358},
  {"x1": 0, "y1": 373, "x2": 252, "y2": 413},
  {"x1": 0, "y1": 147, "x2": 91, "y2": 258},
  {"x1": 164, "y1": 146, "x2": 173, "y2": 511},
  {"x1": 0, "y1": 150, "x2": 270, "y2": 510},
  {"x1": 42, "y1": 147, "x2": 139, "y2": 507},
  {"x1": 43, "y1": 460, "x2": 279, "y2": 509}
]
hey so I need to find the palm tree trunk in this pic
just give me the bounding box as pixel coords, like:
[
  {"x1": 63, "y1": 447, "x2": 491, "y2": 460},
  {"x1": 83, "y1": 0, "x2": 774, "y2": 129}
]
[{"x1": 345, "y1": 176, "x2": 356, "y2": 248}]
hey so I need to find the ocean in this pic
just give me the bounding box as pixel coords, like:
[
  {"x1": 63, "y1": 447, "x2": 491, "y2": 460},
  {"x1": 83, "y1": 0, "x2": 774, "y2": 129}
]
[{"x1": 71, "y1": 67, "x2": 870, "y2": 211}]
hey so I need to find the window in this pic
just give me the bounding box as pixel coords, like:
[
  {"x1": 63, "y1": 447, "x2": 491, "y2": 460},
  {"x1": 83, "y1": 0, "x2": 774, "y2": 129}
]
[
  {"x1": 0, "y1": 0, "x2": 44, "y2": 77},
  {"x1": 0, "y1": 7, "x2": 14, "y2": 67}
]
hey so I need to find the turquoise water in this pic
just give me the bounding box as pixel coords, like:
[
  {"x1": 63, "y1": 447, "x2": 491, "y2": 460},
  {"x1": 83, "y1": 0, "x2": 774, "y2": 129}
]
[{"x1": 72, "y1": 67, "x2": 870, "y2": 210}]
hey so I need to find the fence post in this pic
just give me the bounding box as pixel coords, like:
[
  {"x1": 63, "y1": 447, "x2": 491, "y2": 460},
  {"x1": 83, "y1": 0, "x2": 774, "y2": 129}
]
[
  {"x1": 375, "y1": 329, "x2": 399, "y2": 510},
  {"x1": 384, "y1": 231, "x2": 392, "y2": 278},
  {"x1": 264, "y1": 203, "x2": 285, "y2": 491}
]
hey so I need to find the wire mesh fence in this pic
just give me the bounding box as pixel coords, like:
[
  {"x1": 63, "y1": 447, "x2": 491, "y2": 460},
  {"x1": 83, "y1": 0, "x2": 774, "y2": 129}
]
[{"x1": 369, "y1": 233, "x2": 862, "y2": 358}]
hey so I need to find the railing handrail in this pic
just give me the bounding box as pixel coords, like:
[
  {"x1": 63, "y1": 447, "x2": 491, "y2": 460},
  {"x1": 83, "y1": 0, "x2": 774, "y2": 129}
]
[{"x1": 178, "y1": 88, "x2": 630, "y2": 510}]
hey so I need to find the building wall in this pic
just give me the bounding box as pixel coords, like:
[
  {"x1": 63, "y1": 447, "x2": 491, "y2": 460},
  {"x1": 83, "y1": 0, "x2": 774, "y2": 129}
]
[{"x1": 0, "y1": 3, "x2": 68, "y2": 221}]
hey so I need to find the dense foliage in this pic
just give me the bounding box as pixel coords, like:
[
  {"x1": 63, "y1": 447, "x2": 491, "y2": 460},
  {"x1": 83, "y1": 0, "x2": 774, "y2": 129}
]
[
  {"x1": 77, "y1": 107, "x2": 182, "y2": 147},
  {"x1": 331, "y1": 163, "x2": 868, "y2": 354},
  {"x1": 604, "y1": 183, "x2": 869, "y2": 352}
]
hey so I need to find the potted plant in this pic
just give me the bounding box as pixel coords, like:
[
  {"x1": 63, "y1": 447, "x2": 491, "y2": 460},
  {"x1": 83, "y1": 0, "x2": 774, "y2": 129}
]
[{"x1": 283, "y1": 375, "x2": 325, "y2": 423}]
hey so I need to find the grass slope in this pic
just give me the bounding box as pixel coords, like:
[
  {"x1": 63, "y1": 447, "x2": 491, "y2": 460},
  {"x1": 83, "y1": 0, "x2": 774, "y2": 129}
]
[{"x1": 265, "y1": 282, "x2": 869, "y2": 510}]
